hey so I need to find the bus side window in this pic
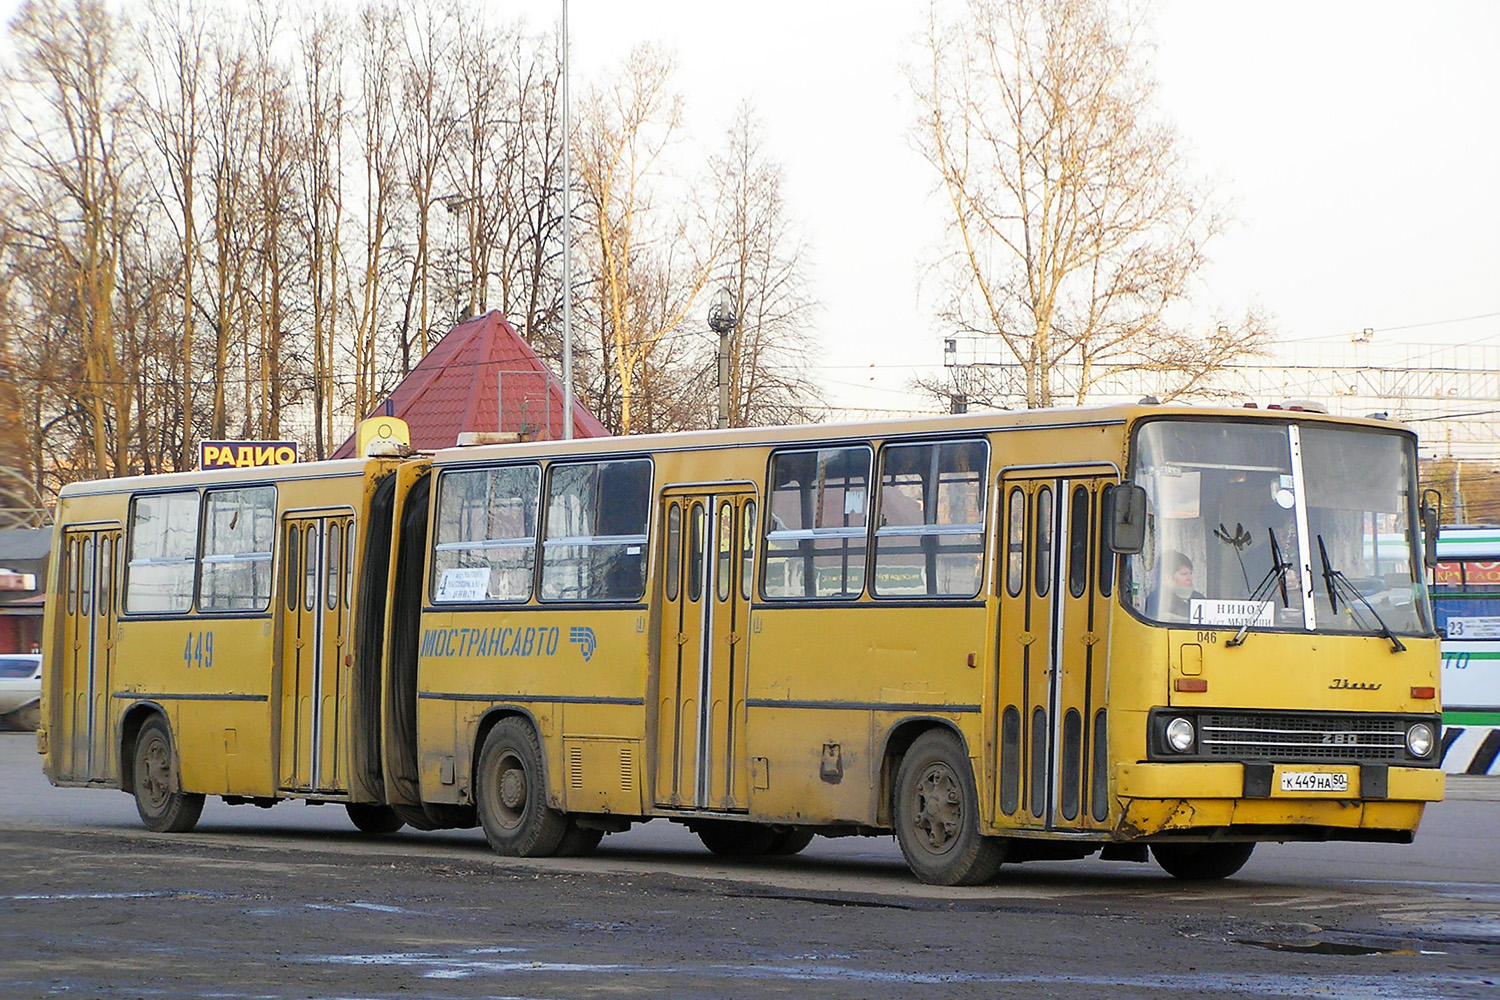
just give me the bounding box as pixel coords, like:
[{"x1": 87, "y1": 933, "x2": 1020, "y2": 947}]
[
  {"x1": 327, "y1": 523, "x2": 341, "y2": 610},
  {"x1": 1097, "y1": 485, "x2": 1115, "y2": 597},
  {"x1": 1068, "y1": 485, "x2": 1090, "y2": 599},
  {"x1": 285, "y1": 525, "x2": 299, "y2": 613},
  {"x1": 540, "y1": 458, "x2": 651, "y2": 602},
  {"x1": 1034, "y1": 486, "x2": 1053, "y2": 597},
  {"x1": 763, "y1": 445, "x2": 871, "y2": 600},
  {"x1": 1006, "y1": 487, "x2": 1025, "y2": 598},
  {"x1": 432, "y1": 465, "x2": 541, "y2": 604},
  {"x1": 741, "y1": 500, "x2": 756, "y2": 601},
  {"x1": 201, "y1": 486, "x2": 276, "y2": 612},
  {"x1": 124, "y1": 491, "x2": 200, "y2": 615},
  {"x1": 717, "y1": 501, "x2": 733, "y2": 602},
  {"x1": 98, "y1": 535, "x2": 113, "y2": 618},
  {"x1": 65, "y1": 537, "x2": 77, "y2": 616},
  {"x1": 873, "y1": 439, "x2": 987, "y2": 599},
  {"x1": 79, "y1": 536, "x2": 93, "y2": 616},
  {"x1": 304, "y1": 522, "x2": 319, "y2": 612},
  {"x1": 664, "y1": 503, "x2": 682, "y2": 602},
  {"x1": 687, "y1": 501, "x2": 705, "y2": 602}
]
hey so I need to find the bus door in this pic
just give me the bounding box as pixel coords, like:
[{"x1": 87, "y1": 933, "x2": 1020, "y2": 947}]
[
  {"x1": 995, "y1": 471, "x2": 1114, "y2": 833},
  {"x1": 277, "y1": 511, "x2": 354, "y2": 794},
  {"x1": 654, "y1": 487, "x2": 756, "y2": 811},
  {"x1": 58, "y1": 525, "x2": 121, "y2": 782}
]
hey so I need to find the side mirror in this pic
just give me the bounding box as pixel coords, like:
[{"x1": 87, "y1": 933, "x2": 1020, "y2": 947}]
[
  {"x1": 1421, "y1": 504, "x2": 1439, "y2": 570},
  {"x1": 1107, "y1": 483, "x2": 1148, "y2": 555}
]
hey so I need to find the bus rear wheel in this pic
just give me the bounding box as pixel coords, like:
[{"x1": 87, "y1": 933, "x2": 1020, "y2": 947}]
[
  {"x1": 694, "y1": 820, "x2": 777, "y2": 856},
  {"x1": 132, "y1": 717, "x2": 205, "y2": 833},
  {"x1": 768, "y1": 828, "x2": 815, "y2": 856},
  {"x1": 345, "y1": 803, "x2": 406, "y2": 834},
  {"x1": 1150, "y1": 842, "x2": 1256, "y2": 881},
  {"x1": 476, "y1": 718, "x2": 575, "y2": 857},
  {"x1": 693, "y1": 821, "x2": 814, "y2": 857},
  {"x1": 893, "y1": 729, "x2": 1005, "y2": 886}
]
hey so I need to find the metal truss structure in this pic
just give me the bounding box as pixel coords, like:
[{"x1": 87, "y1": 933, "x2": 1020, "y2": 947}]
[{"x1": 939, "y1": 338, "x2": 1500, "y2": 459}]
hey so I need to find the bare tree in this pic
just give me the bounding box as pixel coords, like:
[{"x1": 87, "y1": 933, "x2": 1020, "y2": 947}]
[
  {"x1": 245, "y1": 8, "x2": 298, "y2": 441},
  {"x1": 574, "y1": 44, "x2": 719, "y2": 435},
  {"x1": 200, "y1": 23, "x2": 263, "y2": 443},
  {"x1": 912, "y1": 0, "x2": 1266, "y2": 410},
  {"x1": 4, "y1": 0, "x2": 143, "y2": 477},
  {"x1": 447, "y1": 14, "x2": 565, "y2": 352},
  {"x1": 393, "y1": 1, "x2": 460, "y2": 375},
  {"x1": 294, "y1": 9, "x2": 347, "y2": 458},
  {"x1": 709, "y1": 107, "x2": 820, "y2": 428},
  {"x1": 135, "y1": 0, "x2": 210, "y2": 468},
  {"x1": 346, "y1": 0, "x2": 405, "y2": 420}
]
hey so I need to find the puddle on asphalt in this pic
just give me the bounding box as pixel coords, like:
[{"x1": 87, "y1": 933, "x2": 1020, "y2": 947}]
[{"x1": 1234, "y1": 938, "x2": 1399, "y2": 956}]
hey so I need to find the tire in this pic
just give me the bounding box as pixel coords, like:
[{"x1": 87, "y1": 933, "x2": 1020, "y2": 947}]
[
  {"x1": 767, "y1": 828, "x2": 815, "y2": 856},
  {"x1": 893, "y1": 729, "x2": 1005, "y2": 885},
  {"x1": 131, "y1": 716, "x2": 205, "y2": 834},
  {"x1": 554, "y1": 824, "x2": 605, "y2": 857},
  {"x1": 392, "y1": 804, "x2": 440, "y2": 831},
  {"x1": 475, "y1": 718, "x2": 569, "y2": 857},
  {"x1": 1150, "y1": 842, "x2": 1256, "y2": 881},
  {"x1": 2, "y1": 701, "x2": 39, "y2": 732},
  {"x1": 694, "y1": 820, "x2": 779, "y2": 857},
  {"x1": 345, "y1": 803, "x2": 406, "y2": 834}
]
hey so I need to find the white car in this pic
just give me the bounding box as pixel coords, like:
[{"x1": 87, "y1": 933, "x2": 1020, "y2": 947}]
[{"x1": 0, "y1": 653, "x2": 42, "y2": 730}]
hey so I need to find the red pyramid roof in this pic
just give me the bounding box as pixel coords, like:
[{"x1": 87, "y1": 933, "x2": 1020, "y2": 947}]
[{"x1": 332, "y1": 311, "x2": 608, "y2": 458}]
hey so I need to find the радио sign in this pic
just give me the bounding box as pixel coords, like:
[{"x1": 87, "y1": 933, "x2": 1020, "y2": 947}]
[{"x1": 200, "y1": 441, "x2": 298, "y2": 470}]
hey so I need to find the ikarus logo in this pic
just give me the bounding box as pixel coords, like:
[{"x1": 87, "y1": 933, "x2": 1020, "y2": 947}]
[{"x1": 570, "y1": 627, "x2": 598, "y2": 662}]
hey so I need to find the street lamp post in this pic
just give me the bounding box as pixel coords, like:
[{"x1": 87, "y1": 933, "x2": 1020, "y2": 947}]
[
  {"x1": 708, "y1": 287, "x2": 738, "y2": 430},
  {"x1": 560, "y1": 0, "x2": 575, "y2": 440}
]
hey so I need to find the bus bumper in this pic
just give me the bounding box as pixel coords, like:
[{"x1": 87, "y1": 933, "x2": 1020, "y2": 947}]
[{"x1": 1111, "y1": 763, "x2": 1444, "y2": 841}]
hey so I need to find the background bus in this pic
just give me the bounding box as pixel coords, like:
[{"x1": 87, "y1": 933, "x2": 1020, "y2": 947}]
[{"x1": 1432, "y1": 525, "x2": 1500, "y2": 775}]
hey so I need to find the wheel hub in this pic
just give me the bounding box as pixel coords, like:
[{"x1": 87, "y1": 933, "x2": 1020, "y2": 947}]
[
  {"x1": 499, "y1": 767, "x2": 527, "y2": 811},
  {"x1": 912, "y1": 763, "x2": 961, "y2": 854},
  {"x1": 139, "y1": 737, "x2": 170, "y2": 808}
]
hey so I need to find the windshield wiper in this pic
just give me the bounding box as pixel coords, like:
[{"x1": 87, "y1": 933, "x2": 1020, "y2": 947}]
[
  {"x1": 1317, "y1": 535, "x2": 1406, "y2": 653},
  {"x1": 1225, "y1": 529, "x2": 1294, "y2": 648}
]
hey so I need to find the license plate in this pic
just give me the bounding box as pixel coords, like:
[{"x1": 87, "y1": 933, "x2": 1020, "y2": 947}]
[{"x1": 1279, "y1": 770, "x2": 1349, "y2": 793}]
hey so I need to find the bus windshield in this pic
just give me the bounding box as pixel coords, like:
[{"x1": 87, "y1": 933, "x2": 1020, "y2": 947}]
[{"x1": 1121, "y1": 418, "x2": 1430, "y2": 637}]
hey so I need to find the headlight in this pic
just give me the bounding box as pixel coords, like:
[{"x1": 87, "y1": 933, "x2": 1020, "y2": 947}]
[
  {"x1": 1165, "y1": 717, "x2": 1195, "y2": 753},
  {"x1": 1406, "y1": 722, "x2": 1435, "y2": 759}
]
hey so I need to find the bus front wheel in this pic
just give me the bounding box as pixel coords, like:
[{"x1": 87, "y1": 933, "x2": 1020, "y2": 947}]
[
  {"x1": 893, "y1": 729, "x2": 1005, "y2": 885},
  {"x1": 131, "y1": 716, "x2": 205, "y2": 834},
  {"x1": 476, "y1": 718, "x2": 572, "y2": 857},
  {"x1": 1150, "y1": 842, "x2": 1256, "y2": 881}
]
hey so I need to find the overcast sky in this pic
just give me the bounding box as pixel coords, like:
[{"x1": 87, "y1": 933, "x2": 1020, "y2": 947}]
[{"x1": 543, "y1": 0, "x2": 1500, "y2": 414}]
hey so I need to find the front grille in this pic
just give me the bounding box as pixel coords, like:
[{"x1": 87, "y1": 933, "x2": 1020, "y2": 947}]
[{"x1": 1199, "y1": 713, "x2": 1404, "y2": 762}]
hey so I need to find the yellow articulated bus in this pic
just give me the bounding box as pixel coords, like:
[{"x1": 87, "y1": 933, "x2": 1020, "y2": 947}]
[{"x1": 41, "y1": 403, "x2": 1445, "y2": 884}]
